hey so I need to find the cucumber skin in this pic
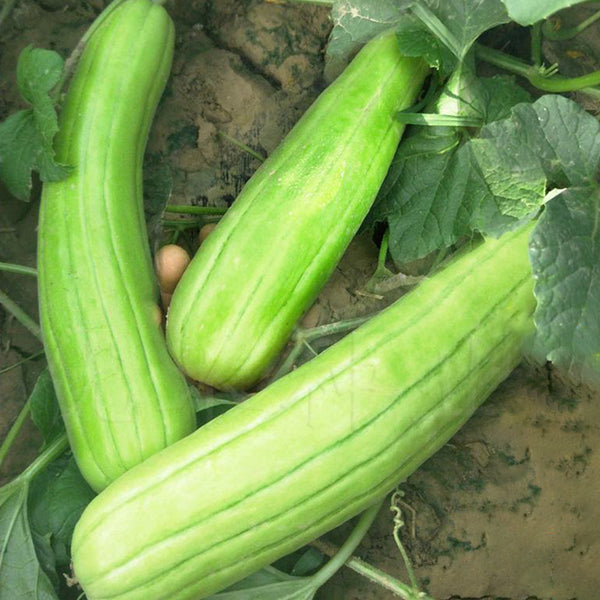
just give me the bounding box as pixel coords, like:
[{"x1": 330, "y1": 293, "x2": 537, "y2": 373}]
[
  {"x1": 73, "y1": 224, "x2": 536, "y2": 600},
  {"x1": 165, "y1": 31, "x2": 430, "y2": 391},
  {"x1": 37, "y1": 0, "x2": 195, "y2": 492}
]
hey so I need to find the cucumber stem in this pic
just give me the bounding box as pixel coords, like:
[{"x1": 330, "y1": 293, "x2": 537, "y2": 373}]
[
  {"x1": 391, "y1": 489, "x2": 421, "y2": 593},
  {"x1": 266, "y1": 0, "x2": 334, "y2": 4},
  {"x1": 217, "y1": 130, "x2": 266, "y2": 163},
  {"x1": 0, "y1": 350, "x2": 45, "y2": 375},
  {"x1": 18, "y1": 433, "x2": 69, "y2": 482},
  {"x1": 0, "y1": 289, "x2": 42, "y2": 340},
  {"x1": 396, "y1": 113, "x2": 482, "y2": 128},
  {"x1": 164, "y1": 205, "x2": 228, "y2": 216},
  {"x1": 475, "y1": 43, "x2": 600, "y2": 94},
  {"x1": 272, "y1": 313, "x2": 377, "y2": 380},
  {"x1": 411, "y1": 3, "x2": 463, "y2": 59},
  {"x1": 531, "y1": 22, "x2": 542, "y2": 67},
  {"x1": 0, "y1": 399, "x2": 31, "y2": 470},
  {"x1": 309, "y1": 500, "x2": 382, "y2": 590},
  {"x1": 161, "y1": 217, "x2": 221, "y2": 229},
  {"x1": 312, "y1": 514, "x2": 436, "y2": 600},
  {"x1": 542, "y1": 9, "x2": 600, "y2": 40},
  {"x1": 0, "y1": 261, "x2": 38, "y2": 277}
]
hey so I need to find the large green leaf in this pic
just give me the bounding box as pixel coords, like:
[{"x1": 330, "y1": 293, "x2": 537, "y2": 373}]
[
  {"x1": 530, "y1": 188, "x2": 600, "y2": 386},
  {"x1": 0, "y1": 481, "x2": 58, "y2": 600},
  {"x1": 501, "y1": 0, "x2": 590, "y2": 26},
  {"x1": 29, "y1": 370, "x2": 64, "y2": 450},
  {"x1": 0, "y1": 47, "x2": 69, "y2": 200},
  {"x1": 371, "y1": 71, "x2": 532, "y2": 262},
  {"x1": 29, "y1": 456, "x2": 95, "y2": 566}
]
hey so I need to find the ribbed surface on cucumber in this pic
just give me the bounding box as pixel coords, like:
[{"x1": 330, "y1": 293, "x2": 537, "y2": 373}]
[
  {"x1": 73, "y1": 225, "x2": 535, "y2": 600},
  {"x1": 38, "y1": 0, "x2": 195, "y2": 492},
  {"x1": 166, "y1": 31, "x2": 430, "y2": 391}
]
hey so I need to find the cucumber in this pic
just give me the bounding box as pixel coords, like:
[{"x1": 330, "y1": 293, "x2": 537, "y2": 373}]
[
  {"x1": 72, "y1": 224, "x2": 536, "y2": 600},
  {"x1": 166, "y1": 30, "x2": 429, "y2": 391},
  {"x1": 37, "y1": 0, "x2": 196, "y2": 492}
]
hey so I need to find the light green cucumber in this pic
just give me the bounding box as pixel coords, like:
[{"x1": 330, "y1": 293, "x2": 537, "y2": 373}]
[
  {"x1": 37, "y1": 0, "x2": 195, "y2": 492},
  {"x1": 72, "y1": 223, "x2": 536, "y2": 600},
  {"x1": 166, "y1": 30, "x2": 430, "y2": 391}
]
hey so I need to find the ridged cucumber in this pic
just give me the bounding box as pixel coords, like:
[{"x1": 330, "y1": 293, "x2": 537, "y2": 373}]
[
  {"x1": 72, "y1": 224, "x2": 536, "y2": 599},
  {"x1": 166, "y1": 30, "x2": 429, "y2": 390},
  {"x1": 37, "y1": 0, "x2": 195, "y2": 492}
]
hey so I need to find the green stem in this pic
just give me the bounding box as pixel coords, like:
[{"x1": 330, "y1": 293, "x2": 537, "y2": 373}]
[
  {"x1": 272, "y1": 343, "x2": 305, "y2": 381},
  {"x1": 164, "y1": 205, "x2": 228, "y2": 216},
  {"x1": 399, "y1": 71, "x2": 440, "y2": 117},
  {"x1": 19, "y1": 434, "x2": 69, "y2": 481},
  {"x1": 0, "y1": 0, "x2": 18, "y2": 31},
  {"x1": 542, "y1": 9, "x2": 600, "y2": 40},
  {"x1": 531, "y1": 22, "x2": 542, "y2": 67},
  {"x1": 217, "y1": 130, "x2": 266, "y2": 163},
  {"x1": 341, "y1": 553, "x2": 434, "y2": 599},
  {"x1": 312, "y1": 505, "x2": 435, "y2": 600},
  {"x1": 475, "y1": 43, "x2": 600, "y2": 93},
  {"x1": 303, "y1": 314, "x2": 374, "y2": 342},
  {"x1": 269, "y1": 0, "x2": 333, "y2": 4},
  {"x1": 310, "y1": 501, "x2": 382, "y2": 589},
  {"x1": 0, "y1": 262, "x2": 38, "y2": 277},
  {"x1": 52, "y1": 0, "x2": 128, "y2": 100},
  {"x1": 161, "y1": 217, "x2": 221, "y2": 229},
  {"x1": 0, "y1": 399, "x2": 31, "y2": 470},
  {"x1": 0, "y1": 289, "x2": 41, "y2": 340},
  {"x1": 396, "y1": 113, "x2": 482, "y2": 128},
  {"x1": 272, "y1": 313, "x2": 375, "y2": 381},
  {"x1": 391, "y1": 491, "x2": 421, "y2": 593},
  {"x1": 378, "y1": 229, "x2": 390, "y2": 273},
  {"x1": 0, "y1": 350, "x2": 45, "y2": 375},
  {"x1": 412, "y1": 3, "x2": 463, "y2": 59}
]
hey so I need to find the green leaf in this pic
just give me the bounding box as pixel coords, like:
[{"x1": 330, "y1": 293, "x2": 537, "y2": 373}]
[
  {"x1": 0, "y1": 110, "x2": 70, "y2": 201},
  {"x1": 371, "y1": 70, "x2": 532, "y2": 262},
  {"x1": 29, "y1": 530, "x2": 58, "y2": 590},
  {"x1": 479, "y1": 75, "x2": 533, "y2": 123},
  {"x1": 394, "y1": 14, "x2": 457, "y2": 74},
  {"x1": 16, "y1": 46, "x2": 64, "y2": 148},
  {"x1": 16, "y1": 47, "x2": 63, "y2": 104},
  {"x1": 473, "y1": 95, "x2": 600, "y2": 190},
  {"x1": 325, "y1": 0, "x2": 510, "y2": 78},
  {"x1": 325, "y1": 0, "x2": 412, "y2": 80},
  {"x1": 29, "y1": 370, "x2": 64, "y2": 450},
  {"x1": 290, "y1": 548, "x2": 326, "y2": 577},
  {"x1": 501, "y1": 0, "x2": 590, "y2": 26},
  {"x1": 0, "y1": 480, "x2": 58, "y2": 600},
  {"x1": 530, "y1": 188, "x2": 600, "y2": 386},
  {"x1": 0, "y1": 46, "x2": 69, "y2": 201},
  {"x1": 414, "y1": 0, "x2": 510, "y2": 60},
  {"x1": 28, "y1": 456, "x2": 95, "y2": 566}
]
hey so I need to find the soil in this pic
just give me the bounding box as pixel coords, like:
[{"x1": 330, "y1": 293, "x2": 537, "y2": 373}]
[{"x1": 1, "y1": 1, "x2": 599, "y2": 599}]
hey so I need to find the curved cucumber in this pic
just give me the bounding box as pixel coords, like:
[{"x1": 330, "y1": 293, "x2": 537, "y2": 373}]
[
  {"x1": 72, "y1": 224, "x2": 535, "y2": 599},
  {"x1": 166, "y1": 30, "x2": 429, "y2": 391},
  {"x1": 38, "y1": 0, "x2": 195, "y2": 492}
]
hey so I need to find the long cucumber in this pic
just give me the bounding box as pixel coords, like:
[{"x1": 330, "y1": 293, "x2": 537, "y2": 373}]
[
  {"x1": 72, "y1": 223, "x2": 536, "y2": 600},
  {"x1": 166, "y1": 30, "x2": 430, "y2": 390},
  {"x1": 37, "y1": 0, "x2": 196, "y2": 492}
]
